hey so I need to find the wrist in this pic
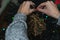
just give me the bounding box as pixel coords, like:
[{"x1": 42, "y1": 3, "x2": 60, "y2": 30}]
[
  {"x1": 54, "y1": 13, "x2": 60, "y2": 19},
  {"x1": 18, "y1": 11, "x2": 29, "y2": 15},
  {"x1": 18, "y1": 10, "x2": 27, "y2": 15}
]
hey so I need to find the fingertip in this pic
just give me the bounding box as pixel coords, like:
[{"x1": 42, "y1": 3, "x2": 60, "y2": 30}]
[
  {"x1": 30, "y1": 1, "x2": 35, "y2": 5},
  {"x1": 30, "y1": 9, "x2": 36, "y2": 13},
  {"x1": 36, "y1": 7, "x2": 39, "y2": 11},
  {"x1": 47, "y1": 1, "x2": 50, "y2": 2}
]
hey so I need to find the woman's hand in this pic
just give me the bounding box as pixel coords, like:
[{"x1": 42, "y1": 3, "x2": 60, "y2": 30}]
[
  {"x1": 18, "y1": 1, "x2": 35, "y2": 15},
  {"x1": 37, "y1": 1, "x2": 60, "y2": 19}
]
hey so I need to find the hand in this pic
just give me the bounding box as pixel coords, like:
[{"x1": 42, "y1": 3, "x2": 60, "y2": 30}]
[
  {"x1": 18, "y1": 1, "x2": 35, "y2": 15},
  {"x1": 37, "y1": 1, "x2": 60, "y2": 19}
]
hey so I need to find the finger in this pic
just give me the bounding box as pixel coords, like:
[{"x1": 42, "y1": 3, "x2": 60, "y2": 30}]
[
  {"x1": 50, "y1": 1, "x2": 57, "y2": 7},
  {"x1": 30, "y1": 9, "x2": 36, "y2": 13},
  {"x1": 29, "y1": 1, "x2": 35, "y2": 5},
  {"x1": 47, "y1": 1, "x2": 56, "y2": 6},
  {"x1": 50, "y1": 1, "x2": 55, "y2": 5},
  {"x1": 29, "y1": 1, "x2": 35, "y2": 8},
  {"x1": 37, "y1": 2, "x2": 46, "y2": 9},
  {"x1": 46, "y1": 1, "x2": 54, "y2": 8},
  {"x1": 25, "y1": 1, "x2": 35, "y2": 6},
  {"x1": 24, "y1": 1, "x2": 35, "y2": 8},
  {"x1": 18, "y1": 1, "x2": 26, "y2": 10},
  {"x1": 22, "y1": 1, "x2": 26, "y2": 5},
  {"x1": 37, "y1": 7, "x2": 46, "y2": 13}
]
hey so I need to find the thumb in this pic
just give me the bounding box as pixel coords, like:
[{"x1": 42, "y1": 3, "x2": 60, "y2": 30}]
[
  {"x1": 37, "y1": 7, "x2": 45, "y2": 13},
  {"x1": 30, "y1": 9, "x2": 36, "y2": 13}
]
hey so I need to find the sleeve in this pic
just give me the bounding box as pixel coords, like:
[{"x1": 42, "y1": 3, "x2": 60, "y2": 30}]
[
  {"x1": 5, "y1": 13, "x2": 29, "y2": 40},
  {"x1": 57, "y1": 16, "x2": 60, "y2": 25}
]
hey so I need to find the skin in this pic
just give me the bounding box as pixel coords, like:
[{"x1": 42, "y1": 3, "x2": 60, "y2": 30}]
[
  {"x1": 18, "y1": 1, "x2": 35, "y2": 15},
  {"x1": 37, "y1": 1, "x2": 60, "y2": 19},
  {"x1": 18, "y1": 1, "x2": 60, "y2": 19}
]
